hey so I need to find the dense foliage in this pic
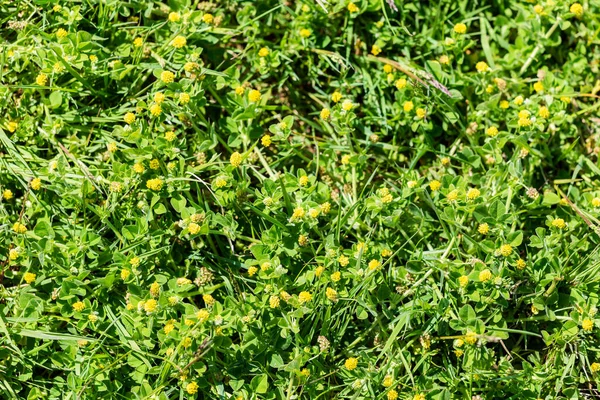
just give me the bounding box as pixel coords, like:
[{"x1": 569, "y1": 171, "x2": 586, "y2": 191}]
[{"x1": 2, "y1": 0, "x2": 600, "y2": 399}]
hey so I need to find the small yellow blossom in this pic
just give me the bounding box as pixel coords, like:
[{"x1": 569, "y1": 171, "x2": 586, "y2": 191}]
[
  {"x1": 342, "y1": 99, "x2": 354, "y2": 111},
  {"x1": 230, "y1": 152, "x2": 243, "y2": 167},
  {"x1": 202, "y1": 13, "x2": 214, "y2": 24},
  {"x1": 168, "y1": 12, "x2": 181, "y2": 22},
  {"x1": 454, "y1": 23, "x2": 467, "y2": 34},
  {"x1": 121, "y1": 269, "x2": 131, "y2": 280},
  {"x1": 486, "y1": 126, "x2": 498, "y2": 137},
  {"x1": 416, "y1": 108, "x2": 426, "y2": 119},
  {"x1": 371, "y1": 45, "x2": 382, "y2": 55},
  {"x1": 332, "y1": 92, "x2": 343, "y2": 103},
  {"x1": 458, "y1": 275, "x2": 469, "y2": 287},
  {"x1": 160, "y1": 71, "x2": 175, "y2": 84},
  {"x1": 171, "y1": 35, "x2": 186, "y2": 48},
  {"x1": 570, "y1": 3, "x2": 583, "y2": 17},
  {"x1": 500, "y1": 100, "x2": 509, "y2": 109},
  {"x1": 476, "y1": 61, "x2": 489, "y2": 73},
  {"x1": 31, "y1": 178, "x2": 42, "y2": 190},
  {"x1": 338, "y1": 255, "x2": 349, "y2": 267},
  {"x1": 466, "y1": 188, "x2": 480, "y2": 200},
  {"x1": 514, "y1": 95, "x2": 524, "y2": 105},
  {"x1": 24, "y1": 272, "x2": 36, "y2": 284},
  {"x1": 146, "y1": 178, "x2": 164, "y2": 191},
  {"x1": 429, "y1": 180, "x2": 441, "y2": 191},
  {"x1": 133, "y1": 37, "x2": 143, "y2": 47},
  {"x1": 150, "y1": 103, "x2": 162, "y2": 117},
  {"x1": 465, "y1": 331, "x2": 478, "y2": 345},
  {"x1": 387, "y1": 389, "x2": 398, "y2": 400},
  {"x1": 552, "y1": 218, "x2": 566, "y2": 229},
  {"x1": 538, "y1": 106, "x2": 550, "y2": 118},
  {"x1": 500, "y1": 244, "x2": 513, "y2": 256},
  {"x1": 73, "y1": 301, "x2": 85, "y2": 312},
  {"x1": 299, "y1": 29, "x2": 311, "y2": 38},
  {"x1": 186, "y1": 382, "x2": 199, "y2": 395},
  {"x1": 326, "y1": 287, "x2": 338, "y2": 302},
  {"x1": 345, "y1": 357, "x2": 358, "y2": 370},
  {"x1": 258, "y1": 47, "x2": 269, "y2": 57},
  {"x1": 144, "y1": 299, "x2": 158, "y2": 313},
  {"x1": 13, "y1": 222, "x2": 27, "y2": 234},
  {"x1": 248, "y1": 90, "x2": 261, "y2": 102},
  {"x1": 516, "y1": 259, "x2": 526, "y2": 270},
  {"x1": 269, "y1": 295, "x2": 280, "y2": 308},
  {"x1": 298, "y1": 291, "x2": 312, "y2": 304},
  {"x1": 348, "y1": 2, "x2": 359, "y2": 12},
  {"x1": 124, "y1": 112, "x2": 136, "y2": 124},
  {"x1": 591, "y1": 362, "x2": 600, "y2": 373},
  {"x1": 395, "y1": 78, "x2": 407, "y2": 89},
  {"x1": 36, "y1": 73, "x2": 48, "y2": 86},
  {"x1": 403, "y1": 101, "x2": 414, "y2": 112},
  {"x1": 368, "y1": 259, "x2": 381, "y2": 271},
  {"x1": 479, "y1": 269, "x2": 492, "y2": 282},
  {"x1": 320, "y1": 108, "x2": 331, "y2": 120},
  {"x1": 56, "y1": 28, "x2": 68, "y2": 39},
  {"x1": 582, "y1": 318, "x2": 594, "y2": 331}
]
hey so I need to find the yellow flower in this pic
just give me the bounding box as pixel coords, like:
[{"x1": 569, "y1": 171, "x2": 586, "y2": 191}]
[
  {"x1": 298, "y1": 234, "x2": 309, "y2": 246},
  {"x1": 486, "y1": 126, "x2": 498, "y2": 137},
  {"x1": 582, "y1": 318, "x2": 594, "y2": 331},
  {"x1": 197, "y1": 309, "x2": 210, "y2": 322},
  {"x1": 3, "y1": 189, "x2": 13, "y2": 200},
  {"x1": 299, "y1": 29, "x2": 311, "y2": 38},
  {"x1": 342, "y1": 99, "x2": 354, "y2": 111},
  {"x1": 53, "y1": 5, "x2": 62, "y2": 11},
  {"x1": 30, "y1": 178, "x2": 42, "y2": 190},
  {"x1": 144, "y1": 299, "x2": 158, "y2": 313},
  {"x1": 466, "y1": 188, "x2": 480, "y2": 200},
  {"x1": 500, "y1": 100, "x2": 509, "y2": 109},
  {"x1": 168, "y1": 11, "x2": 181, "y2": 22},
  {"x1": 439, "y1": 55, "x2": 450, "y2": 64},
  {"x1": 395, "y1": 78, "x2": 407, "y2": 89},
  {"x1": 344, "y1": 357, "x2": 358, "y2": 370},
  {"x1": 478, "y1": 223, "x2": 489, "y2": 234},
  {"x1": 133, "y1": 37, "x2": 144, "y2": 47},
  {"x1": 387, "y1": 389, "x2": 398, "y2": 400},
  {"x1": 500, "y1": 244, "x2": 513, "y2": 256},
  {"x1": 453, "y1": 23, "x2": 467, "y2": 34},
  {"x1": 331, "y1": 271, "x2": 341, "y2": 282},
  {"x1": 133, "y1": 163, "x2": 145, "y2": 173},
  {"x1": 338, "y1": 255, "x2": 349, "y2": 267},
  {"x1": 514, "y1": 95, "x2": 524, "y2": 105},
  {"x1": 383, "y1": 64, "x2": 393, "y2": 74},
  {"x1": 109, "y1": 182, "x2": 122, "y2": 193},
  {"x1": 570, "y1": 3, "x2": 583, "y2": 17},
  {"x1": 479, "y1": 269, "x2": 492, "y2": 282},
  {"x1": 326, "y1": 287, "x2": 338, "y2": 302},
  {"x1": 150, "y1": 282, "x2": 161, "y2": 297},
  {"x1": 56, "y1": 28, "x2": 68, "y2": 39},
  {"x1": 153, "y1": 92, "x2": 165, "y2": 105},
  {"x1": 24, "y1": 272, "x2": 36, "y2": 284},
  {"x1": 413, "y1": 394, "x2": 425, "y2": 400},
  {"x1": 248, "y1": 90, "x2": 261, "y2": 103},
  {"x1": 146, "y1": 178, "x2": 164, "y2": 191},
  {"x1": 516, "y1": 259, "x2": 526, "y2": 270},
  {"x1": 176, "y1": 92, "x2": 190, "y2": 105},
  {"x1": 13, "y1": 222, "x2": 27, "y2": 234},
  {"x1": 269, "y1": 295, "x2": 280, "y2": 308},
  {"x1": 371, "y1": 45, "x2": 382, "y2": 55},
  {"x1": 591, "y1": 362, "x2": 600, "y2": 373},
  {"x1": 458, "y1": 275, "x2": 469, "y2": 287},
  {"x1": 203, "y1": 294, "x2": 215, "y2": 306},
  {"x1": 533, "y1": 81, "x2": 544, "y2": 93},
  {"x1": 403, "y1": 101, "x2": 414, "y2": 112},
  {"x1": 552, "y1": 218, "x2": 566, "y2": 229},
  {"x1": 261, "y1": 134, "x2": 272, "y2": 147},
  {"x1": 150, "y1": 103, "x2": 162, "y2": 117},
  {"x1": 186, "y1": 382, "x2": 199, "y2": 395},
  {"x1": 447, "y1": 190, "x2": 458, "y2": 202},
  {"x1": 124, "y1": 112, "x2": 136, "y2": 124},
  {"x1": 465, "y1": 331, "x2": 478, "y2": 345},
  {"x1": 341, "y1": 155, "x2": 351, "y2": 165},
  {"x1": 348, "y1": 2, "x2": 359, "y2": 12},
  {"x1": 368, "y1": 259, "x2": 382, "y2": 271},
  {"x1": 298, "y1": 291, "x2": 312, "y2": 304},
  {"x1": 476, "y1": 61, "x2": 489, "y2": 72},
  {"x1": 292, "y1": 207, "x2": 305, "y2": 220},
  {"x1": 416, "y1": 108, "x2": 426, "y2": 119},
  {"x1": 215, "y1": 177, "x2": 227, "y2": 188},
  {"x1": 383, "y1": 375, "x2": 393, "y2": 387},
  {"x1": 299, "y1": 175, "x2": 309, "y2": 186},
  {"x1": 36, "y1": 73, "x2": 48, "y2": 86},
  {"x1": 592, "y1": 197, "x2": 600, "y2": 207},
  {"x1": 7, "y1": 121, "x2": 17, "y2": 132},
  {"x1": 73, "y1": 301, "x2": 85, "y2": 312},
  {"x1": 533, "y1": 4, "x2": 544, "y2": 14},
  {"x1": 320, "y1": 202, "x2": 331, "y2": 214},
  {"x1": 258, "y1": 47, "x2": 269, "y2": 57},
  {"x1": 538, "y1": 106, "x2": 550, "y2": 118},
  {"x1": 165, "y1": 131, "x2": 177, "y2": 142},
  {"x1": 121, "y1": 269, "x2": 131, "y2": 280},
  {"x1": 9, "y1": 248, "x2": 19, "y2": 260},
  {"x1": 230, "y1": 152, "x2": 243, "y2": 167},
  {"x1": 561, "y1": 96, "x2": 571, "y2": 103},
  {"x1": 160, "y1": 71, "x2": 175, "y2": 84},
  {"x1": 429, "y1": 180, "x2": 441, "y2": 191},
  {"x1": 315, "y1": 265, "x2": 325, "y2": 277},
  {"x1": 332, "y1": 92, "x2": 343, "y2": 103},
  {"x1": 171, "y1": 35, "x2": 186, "y2": 48},
  {"x1": 320, "y1": 108, "x2": 331, "y2": 120},
  {"x1": 202, "y1": 13, "x2": 214, "y2": 24}
]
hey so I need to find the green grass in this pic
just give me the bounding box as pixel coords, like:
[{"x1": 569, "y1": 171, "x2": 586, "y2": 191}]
[{"x1": 1, "y1": 0, "x2": 600, "y2": 399}]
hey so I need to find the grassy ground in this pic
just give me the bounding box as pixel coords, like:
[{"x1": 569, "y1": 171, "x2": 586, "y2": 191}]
[{"x1": 1, "y1": 0, "x2": 600, "y2": 399}]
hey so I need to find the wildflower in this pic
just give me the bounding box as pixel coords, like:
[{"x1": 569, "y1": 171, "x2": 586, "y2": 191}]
[
  {"x1": 320, "y1": 202, "x2": 331, "y2": 214},
  {"x1": 551, "y1": 218, "x2": 566, "y2": 229},
  {"x1": 570, "y1": 3, "x2": 583, "y2": 17},
  {"x1": 368, "y1": 259, "x2": 382, "y2": 271},
  {"x1": 124, "y1": 112, "x2": 136, "y2": 124},
  {"x1": 7, "y1": 121, "x2": 18, "y2": 133},
  {"x1": 413, "y1": 394, "x2": 425, "y2": 400},
  {"x1": 203, "y1": 294, "x2": 215, "y2": 306},
  {"x1": 458, "y1": 275, "x2": 469, "y2": 287},
  {"x1": 248, "y1": 266, "x2": 258, "y2": 276},
  {"x1": 298, "y1": 291, "x2": 312, "y2": 304},
  {"x1": 486, "y1": 126, "x2": 498, "y2": 137},
  {"x1": 248, "y1": 90, "x2": 261, "y2": 102},
  {"x1": 186, "y1": 382, "x2": 199, "y2": 395},
  {"x1": 13, "y1": 222, "x2": 27, "y2": 234},
  {"x1": 269, "y1": 295, "x2": 280, "y2": 308},
  {"x1": 342, "y1": 99, "x2": 354, "y2": 111},
  {"x1": 261, "y1": 134, "x2": 272, "y2": 146},
  {"x1": 439, "y1": 55, "x2": 450, "y2": 64},
  {"x1": 202, "y1": 13, "x2": 214, "y2": 24},
  {"x1": 479, "y1": 269, "x2": 492, "y2": 282},
  {"x1": 258, "y1": 47, "x2": 269, "y2": 57},
  {"x1": 429, "y1": 180, "x2": 441, "y2": 191},
  {"x1": 298, "y1": 234, "x2": 309, "y2": 246},
  {"x1": 30, "y1": 178, "x2": 42, "y2": 190},
  {"x1": 197, "y1": 309, "x2": 210, "y2": 322},
  {"x1": 299, "y1": 175, "x2": 309, "y2": 186},
  {"x1": 73, "y1": 301, "x2": 85, "y2": 312},
  {"x1": 153, "y1": 92, "x2": 165, "y2": 105},
  {"x1": 24, "y1": 272, "x2": 36, "y2": 284},
  {"x1": 338, "y1": 255, "x2": 349, "y2": 267},
  {"x1": 320, "y1": 108, "x2": 331, "y2": 120},
  {"x1": 592, "y1": 197, "x2": 600, "y2": 207},
  {"x1": 315, "y1": 266, "x2": 325, "y2": 277},
  {"x1": 2, "y1": 189, "x2": 13, "y2": 200},
  {"x1": 383, "y1": 375, "x2": 393, "y2": 387},
  {"x1": 582, "y1": 318, "x2": 594, "y2": 331},
  {"x1": 146, "y1": 178, "x2": 164, "y2": 191},
  {"x1": 133, "y1": 37, "x2": 143, "y2": 47},
  {"x1": 110, "y1": 182, "x2": 122, "y2": 193},
  {"x1": 592, "y1": 363, "x2": 600, "y2": 373},
  {"x1": 465, "y1": 331, "x2": 478, "y2": 345},
  {"x1": 403, "y1": 101, "x2": 414, "y2": 112},
  {"x1": 477, "y1": 223, "x2": 489, "y2": 235},
  {"x1": 168, "y1": 12, "x2": 181, "y2": 22},
  {"x1": 326, "y1": 287, "x2": 338, "y2": 302},
  {"x1": 150, "y1": 282, "x2": 160, "y2": 297},
  {"x1": 299, "y1": 29, "x2": 311, "y2": 38},
  {"x1": 121, "y1": 269, "x2": 131, "y2": 280},
  {"x1": 533, "y1": 81, "x2": 544, "y2": 93},
  {"x1": 9, "y1": 248, "x2": 19, "y2": 260},
  {"x1": 500, "y1": 244, "x2": 513, "y2": 256},
  {"x1": 533, "y1": 4, "x2": 544, "y2": 14},
  {"x1": 56, "y1": 28, "x2": 68, "y2": 39},
  {"x1": 176, "y1": 277, "x2": 192, "y2": 286},
  {"x1": 561, "y1": 96, "x2": 571, "y2": 103},
  {"x1": 538, "y1": 106, "x2": 550, "y2": 118},
  {"x1": 454, "y1": 23, "x2": 467, "y2": 34},
  {"x1": 445, "y1": 37, "x2": 456, "y2": 45},
  {"x1": 36, "y1": 73, "x2": 48, "y2": 86},
  {"x1": 149, "y1": 103, "x2": 162, "y2": 117},
  {"x1": 416, "y1": 108, "x2": 426, "y2": 119},
  {"x1": 516, "y1": 259, "x2": 526, "y2": 270},
  {"x1": 292, "y1": 207, "x2": 305, "y2": 220},
  {"x1": 371, "y1": 45, "x2": 382, "y2": 55},
  {"x1": 332, "y1": 92, "x2": 343, "y2": 103},
  {"x1": 345, "y1": 357, "x2": 358, "y2": 370},
  {"x1": 447, "y1": 190, "x2": 459, "y2": 202},
  {"x1": 395, "y1": 78, "x2": 407, "y2": 89},
  {"x1": 144, "y1": 299, "x2": 158, "y2": 313},
  {"x1": 348, "y1": 2, "x2": 359, "y2": 12},
  {"x1": 160, "y1": 71, "x2": 175, "y2": 84},
  {"x1": 518, "y1": 116, "x2": 532, "y2": 127},
  {"x1": 514, "y1": 95, "x2": 524, "y2": 105},
  {"x1": 230, "y1": 151, "x2": 243, "y2": 167},
  {"x1": 171, "y1": 35, "x2": 186, "y2": 48},
  {"x1": 466, "y1": 188, "x2": 480, "y2": 200},
  {"x1": 500, "y1": 100, "x2": 509, "y2": 109},
  {"x1": 215, "y1": 177, "x2": 227, "y2": 188},
  {"x1": 130, "y1": 257, "x2": 140, "y2": 267},
  {"x1": 331, "y1": 271, "x2": 341, "y2": 282},
  {"x1": 476, "y1": 61, "x2": 489, "y2": 73}
]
